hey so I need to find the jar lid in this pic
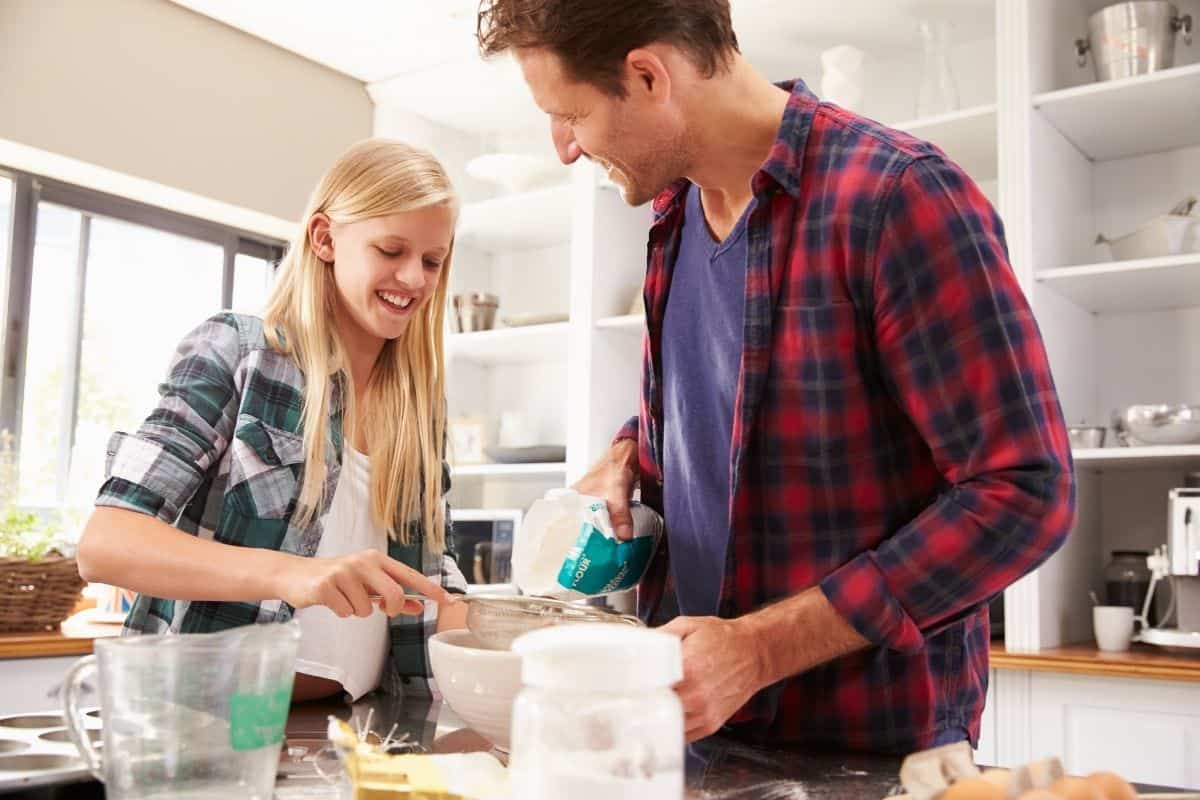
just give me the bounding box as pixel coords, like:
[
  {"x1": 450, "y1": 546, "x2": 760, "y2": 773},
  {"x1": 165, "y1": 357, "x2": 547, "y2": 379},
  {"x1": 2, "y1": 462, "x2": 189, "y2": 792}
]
[{"x1": 512, "y1": 624, "x2": 682, "y2": 691}]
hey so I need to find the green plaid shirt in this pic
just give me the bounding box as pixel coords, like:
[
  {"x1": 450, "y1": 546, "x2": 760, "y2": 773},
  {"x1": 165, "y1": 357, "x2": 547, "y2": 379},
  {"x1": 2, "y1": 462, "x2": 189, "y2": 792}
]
[{"x1": 96, "y1": 312, "x2": 467, "y2": 697}]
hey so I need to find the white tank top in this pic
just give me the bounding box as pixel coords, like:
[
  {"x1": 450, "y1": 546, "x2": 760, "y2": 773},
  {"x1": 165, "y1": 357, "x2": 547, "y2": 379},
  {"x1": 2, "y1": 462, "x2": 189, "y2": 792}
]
[{"x1": 293, "y1": 446, "x2": 389, "y2": 700}]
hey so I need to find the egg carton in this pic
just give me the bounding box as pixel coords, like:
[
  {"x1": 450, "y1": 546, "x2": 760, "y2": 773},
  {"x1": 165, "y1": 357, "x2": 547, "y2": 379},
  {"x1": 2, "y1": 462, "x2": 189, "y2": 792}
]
[
  {"x1": 0, "y1": 710, "x2": 99, "y2": 794},
  {"x1": 890, "y1": 741, "x2": 1200, "y2": 799}
]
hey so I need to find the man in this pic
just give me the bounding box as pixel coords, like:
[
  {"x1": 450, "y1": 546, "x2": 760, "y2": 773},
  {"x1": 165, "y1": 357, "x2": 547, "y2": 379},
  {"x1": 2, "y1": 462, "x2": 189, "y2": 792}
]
[{"x1": 478, "y1": 0, "x2": 1075, "y2": 753}]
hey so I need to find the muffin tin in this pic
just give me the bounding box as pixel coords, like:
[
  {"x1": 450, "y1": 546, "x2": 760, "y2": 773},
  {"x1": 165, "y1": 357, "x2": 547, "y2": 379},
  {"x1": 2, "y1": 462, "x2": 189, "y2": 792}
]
[{"x1": 0, "y1": 710, "x2": 100, "y2": 793}]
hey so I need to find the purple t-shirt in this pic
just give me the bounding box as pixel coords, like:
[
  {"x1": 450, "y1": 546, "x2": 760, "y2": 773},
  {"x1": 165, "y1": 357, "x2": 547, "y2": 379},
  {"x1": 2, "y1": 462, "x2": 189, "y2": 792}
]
[{"x1": 661, "y1": 184, "x2": 750, "y2": 617}]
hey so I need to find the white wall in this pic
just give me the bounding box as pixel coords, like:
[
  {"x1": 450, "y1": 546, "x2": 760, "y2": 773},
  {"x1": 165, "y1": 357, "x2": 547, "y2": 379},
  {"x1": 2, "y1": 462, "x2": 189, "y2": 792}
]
[{"x1": 0, "y1": 0, "x2": 373, "y2": 221}]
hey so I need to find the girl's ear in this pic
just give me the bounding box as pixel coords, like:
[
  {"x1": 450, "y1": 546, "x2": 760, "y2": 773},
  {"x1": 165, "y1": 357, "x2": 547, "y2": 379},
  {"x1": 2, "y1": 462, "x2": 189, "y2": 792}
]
[{"x1": 308, "y1": 213, "x2": 335, "y2": 263}]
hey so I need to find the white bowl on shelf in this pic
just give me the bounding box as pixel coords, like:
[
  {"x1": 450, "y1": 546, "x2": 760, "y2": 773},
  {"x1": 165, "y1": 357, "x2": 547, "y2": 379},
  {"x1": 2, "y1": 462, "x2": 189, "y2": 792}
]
[
  {"x1": 466, "y1": 153, "x2": 567, "y2": 194},
  {"x1": 1098, "y1": 215, "x2": 1199, "y2": 261}
]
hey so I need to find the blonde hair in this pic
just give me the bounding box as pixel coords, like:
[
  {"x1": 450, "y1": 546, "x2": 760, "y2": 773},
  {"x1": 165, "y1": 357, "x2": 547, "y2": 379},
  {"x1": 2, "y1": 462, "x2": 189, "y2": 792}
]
[{"x1": 263, "y1": 138, "x2": 457, "y2": 550}]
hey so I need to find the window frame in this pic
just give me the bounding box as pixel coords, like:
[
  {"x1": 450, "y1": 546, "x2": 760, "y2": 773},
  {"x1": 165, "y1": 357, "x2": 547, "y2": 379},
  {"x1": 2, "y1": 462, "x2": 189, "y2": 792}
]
[{"x1": 0, "y1": 165, "x2": 285, "y2": 505}]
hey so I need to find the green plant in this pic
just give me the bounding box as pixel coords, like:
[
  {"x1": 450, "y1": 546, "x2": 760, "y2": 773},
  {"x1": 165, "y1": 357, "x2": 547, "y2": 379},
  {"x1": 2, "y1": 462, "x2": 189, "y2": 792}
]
[
  {"x1": 0, "y1": 429, "x2": 66, "y2": 562},
  {"x1": 0, "y1": 507, "x2": 59, "y2": 561}
]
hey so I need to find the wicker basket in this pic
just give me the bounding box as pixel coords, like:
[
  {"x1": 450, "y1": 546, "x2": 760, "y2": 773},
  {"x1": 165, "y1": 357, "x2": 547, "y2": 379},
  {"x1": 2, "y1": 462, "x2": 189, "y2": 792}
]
[{"x1": 0, "y1": 555, "x2": 86, "y2": 633}]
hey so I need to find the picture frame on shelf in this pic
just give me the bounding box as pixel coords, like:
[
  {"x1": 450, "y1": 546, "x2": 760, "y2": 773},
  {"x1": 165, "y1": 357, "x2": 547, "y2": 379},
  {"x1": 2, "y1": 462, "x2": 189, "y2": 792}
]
[{"x1": 448, "y1": 417, "x2": 488, "y2": 465}]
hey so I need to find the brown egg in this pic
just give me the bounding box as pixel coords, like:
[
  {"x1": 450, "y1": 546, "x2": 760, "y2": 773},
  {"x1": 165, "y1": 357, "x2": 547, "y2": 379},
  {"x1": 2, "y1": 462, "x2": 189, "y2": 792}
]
[
  {"x1": 1049, "y1": 776, "x2": 1105, "y2": 800},
  {"x1": 1018, "y1": 792, "x2": 1062, "y2": 800},
  {"x1": 1085, "y1": 771, "x2": 1137, "y2": 800},
  {"x1": 942, "y1": 778, "x2": 1007, "y2": 800}
]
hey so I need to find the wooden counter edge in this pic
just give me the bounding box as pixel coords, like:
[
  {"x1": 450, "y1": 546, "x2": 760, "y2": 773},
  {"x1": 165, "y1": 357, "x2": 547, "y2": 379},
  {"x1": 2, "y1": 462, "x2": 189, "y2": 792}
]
[
  {"x1": 0, "y1": 631, "x2": 96, "y2": 659},
  {"x1": 991, "y1": 642, "x2": 1200, "y2": 683}
]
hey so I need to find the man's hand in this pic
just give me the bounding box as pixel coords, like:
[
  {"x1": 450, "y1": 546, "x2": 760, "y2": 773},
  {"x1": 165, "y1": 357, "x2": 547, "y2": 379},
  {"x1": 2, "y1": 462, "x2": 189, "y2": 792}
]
[
  {"x1": 661, "y1": 615, "x2": 767, "y2": 742},
  {"x1": 661, "y1": 588, "x2": 870, "y2": 742},
  {"x1": 571, "y1": 439, "x2": 638, "y2": 540}
]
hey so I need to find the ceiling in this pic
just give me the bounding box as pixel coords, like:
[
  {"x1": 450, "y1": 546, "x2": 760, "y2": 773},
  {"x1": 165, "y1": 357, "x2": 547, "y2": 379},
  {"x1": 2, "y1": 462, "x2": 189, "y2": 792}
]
[{"x1": 169, "y1": 0, "x2": 996, "y2": 133}]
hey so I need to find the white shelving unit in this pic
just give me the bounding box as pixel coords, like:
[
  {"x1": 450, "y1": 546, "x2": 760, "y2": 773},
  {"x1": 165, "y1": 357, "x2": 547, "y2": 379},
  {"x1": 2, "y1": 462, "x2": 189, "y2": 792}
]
[
  {"x1": 448, "y1": 322, "x2": 570, "y2": 365},
  {"x1": 1034, "y1": 63, "x2": 1200, "y2": 161},
  {"x1": 891, "y1": 104, "x2": 999, "y2": 180},
  {"x1": 1073, "y1": 445, "x2": 1200, "y2": 470},
  {"x1": 451, "y1": 462, "x2": 568, "y2": 479},
  {"x1": 595, "y1": 314, "x2": 645, "y2": 333},
  {"x1": 1035, "y1": 254, "x2": 1200, "y2": 313},
  {"x1": 456, "y1": 183, "x2": 573, "y2": 253}
]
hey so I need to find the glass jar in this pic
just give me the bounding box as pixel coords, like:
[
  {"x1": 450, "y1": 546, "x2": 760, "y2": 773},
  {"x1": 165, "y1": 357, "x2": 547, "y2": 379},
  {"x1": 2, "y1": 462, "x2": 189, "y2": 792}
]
[
  {"x1": 509, "y1": 625, "x2": 684, "y2": 800},
  {"x1": 1104, "y1": 550, "x2": 1156, "y2": 626},
  {"x1": 916, "y1": 19, "x2": 961, "y2": 118}
]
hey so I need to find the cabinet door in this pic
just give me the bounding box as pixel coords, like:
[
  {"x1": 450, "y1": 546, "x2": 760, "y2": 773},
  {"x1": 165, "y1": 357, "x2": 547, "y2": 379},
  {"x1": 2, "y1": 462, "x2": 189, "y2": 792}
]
[
  {"x1": 974, "y1": 668, "x2": 998, "y2": 767},
  {"x1": 0, "y1": 656, "x2": 82, "y2": 715},
  {"x1": 1030, "y1": 673, "x2": 1200, "y2": 789}
]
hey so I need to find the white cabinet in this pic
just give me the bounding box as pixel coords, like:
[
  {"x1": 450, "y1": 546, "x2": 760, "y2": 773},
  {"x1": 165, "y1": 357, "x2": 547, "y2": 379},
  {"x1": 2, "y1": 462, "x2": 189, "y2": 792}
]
[
  {"x1": 0, "y1": 656, "x2": 81, "y2": 715},
  {"x1": 974, "y1": 669, "x2": 999, "y2": 767},
  {"x1": 983, "y1": 668, "x2": 1200, "y2": 789},
  {"x1": 1029, "y1": 673, "x2": 1200, "y2": 789}
]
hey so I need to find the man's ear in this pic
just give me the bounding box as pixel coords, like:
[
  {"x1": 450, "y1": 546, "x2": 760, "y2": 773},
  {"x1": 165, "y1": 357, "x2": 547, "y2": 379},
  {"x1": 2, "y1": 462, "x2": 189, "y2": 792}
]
[{"x1": 624, "y1": 46, "x2": 673, "y2": 102}]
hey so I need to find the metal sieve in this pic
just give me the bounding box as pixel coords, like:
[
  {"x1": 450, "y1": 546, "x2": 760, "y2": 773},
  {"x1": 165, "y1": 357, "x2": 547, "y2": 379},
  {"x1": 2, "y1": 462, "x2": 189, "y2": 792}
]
[{"x1": 458, "y1": 594, "x2": 642, "y2": 651}]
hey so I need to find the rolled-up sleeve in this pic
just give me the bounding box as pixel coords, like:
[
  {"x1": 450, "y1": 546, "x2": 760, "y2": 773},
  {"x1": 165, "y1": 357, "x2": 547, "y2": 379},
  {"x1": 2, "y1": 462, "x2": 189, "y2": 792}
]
[
  {"x1": 96, "y1": 314, "x2": 243, "y2": 524},
  {"x1": 820, "y1": 156, "x2": 1076, "y2": 653},
  {"x1": 613, "y1": 415, "x2": 639, "y2": 445}
]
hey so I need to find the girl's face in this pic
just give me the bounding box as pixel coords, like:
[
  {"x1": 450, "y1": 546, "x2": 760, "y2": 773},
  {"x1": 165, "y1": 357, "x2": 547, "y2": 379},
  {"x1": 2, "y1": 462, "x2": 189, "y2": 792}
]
[{"x1": 310, "y1": 204, "x2": 454, "y2": 351}]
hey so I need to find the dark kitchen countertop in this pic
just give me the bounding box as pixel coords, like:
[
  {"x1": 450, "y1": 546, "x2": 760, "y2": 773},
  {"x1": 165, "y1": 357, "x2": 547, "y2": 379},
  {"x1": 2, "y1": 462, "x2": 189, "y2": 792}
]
[
  {"x1": 279, "y1": 693, "x2": 909, "y2": 799},
  {"x1": 8, "y1": 692, "x2": 1188, "y2": 799}
]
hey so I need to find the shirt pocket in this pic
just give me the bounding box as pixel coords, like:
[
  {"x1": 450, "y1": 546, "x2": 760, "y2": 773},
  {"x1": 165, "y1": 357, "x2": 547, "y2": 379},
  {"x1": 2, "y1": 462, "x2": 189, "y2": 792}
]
[
  {"x1": 226, "y1": 415, "x2": 306, "y2": 520},
  {"x1": 767, "y1": 302, "x2": 872, "y2": 464}
]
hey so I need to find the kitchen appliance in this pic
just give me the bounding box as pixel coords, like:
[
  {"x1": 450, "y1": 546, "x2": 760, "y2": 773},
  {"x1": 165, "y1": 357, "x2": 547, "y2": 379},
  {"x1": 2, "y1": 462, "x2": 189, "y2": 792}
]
[
  {"x1": 1135, "y1": 487, "x2": 1200, "y2": 650},
  {"x1": 448, "y1": 508, "x2": 520, "y2": 592},
  {"x1": 1075, "y1": 1, "x2": 1193, "y2": 82},
  {"x1": 451, "y1": 292, "x2": 499, "y2": 333},
  {"x1": 1105, "y1": 549, "x2": 1158, "y2": 626}
]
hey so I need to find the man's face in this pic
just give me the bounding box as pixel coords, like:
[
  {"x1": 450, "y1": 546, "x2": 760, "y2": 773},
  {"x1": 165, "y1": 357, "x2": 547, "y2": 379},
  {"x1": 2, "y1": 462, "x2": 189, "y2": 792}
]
[{"x1": 514, "y1": 47, "x2": 689, "y2": 207}]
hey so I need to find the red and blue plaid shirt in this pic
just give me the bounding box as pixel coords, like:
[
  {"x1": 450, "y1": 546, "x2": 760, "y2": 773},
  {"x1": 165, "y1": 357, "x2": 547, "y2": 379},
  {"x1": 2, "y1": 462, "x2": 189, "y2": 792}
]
[{"x1": 619, "y1": 81, "x2": 1075, "y2": 753}]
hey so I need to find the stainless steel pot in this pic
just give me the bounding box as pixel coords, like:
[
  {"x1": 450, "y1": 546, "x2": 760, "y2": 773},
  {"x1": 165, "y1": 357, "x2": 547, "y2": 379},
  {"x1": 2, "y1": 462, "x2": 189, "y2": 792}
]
[
  {"x1": 452, "y1": 292, "x2": 499, "y2": 333},
  {"x1": 1113, "y1": 404, "x2": 1200, "y2": 445},
  {"x1": 1068, "y1": 425, "x2": 1107, "y2": 449},
  {"x1": 1075, "y1": 1, "x2": 1193, "y2": 82}
]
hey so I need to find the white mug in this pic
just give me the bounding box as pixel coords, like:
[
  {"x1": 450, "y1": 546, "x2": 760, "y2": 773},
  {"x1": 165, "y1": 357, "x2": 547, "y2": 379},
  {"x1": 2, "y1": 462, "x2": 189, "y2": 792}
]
[{"x1": 1093, "y1": 605, "x2": 1135, "y2": 652}]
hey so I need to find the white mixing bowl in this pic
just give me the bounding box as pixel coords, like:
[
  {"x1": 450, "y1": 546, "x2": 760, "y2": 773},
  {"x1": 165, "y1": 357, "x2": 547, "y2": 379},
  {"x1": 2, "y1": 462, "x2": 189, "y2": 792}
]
[{"x1": 428, "y1": 629, "x2": 523, "y2": 749}]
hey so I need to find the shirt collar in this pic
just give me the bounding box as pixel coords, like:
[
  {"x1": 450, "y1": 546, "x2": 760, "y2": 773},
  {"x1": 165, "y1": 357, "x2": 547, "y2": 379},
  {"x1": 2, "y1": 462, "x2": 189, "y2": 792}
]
[{"x1": 651, "y1": 78, "x2": 815, "y2": 218}]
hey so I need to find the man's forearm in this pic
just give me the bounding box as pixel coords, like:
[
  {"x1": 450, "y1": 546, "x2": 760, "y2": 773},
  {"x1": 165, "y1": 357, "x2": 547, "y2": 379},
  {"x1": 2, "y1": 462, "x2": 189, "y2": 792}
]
[{"x1": 737, "y1": 586, "x2": 870, "y2": 687}]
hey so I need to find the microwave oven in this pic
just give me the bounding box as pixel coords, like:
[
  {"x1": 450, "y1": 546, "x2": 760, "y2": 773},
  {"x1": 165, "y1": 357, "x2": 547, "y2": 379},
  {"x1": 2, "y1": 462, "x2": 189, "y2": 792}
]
[{"x1": 448, "y1": 508, "x2": 521, "y2": 594}]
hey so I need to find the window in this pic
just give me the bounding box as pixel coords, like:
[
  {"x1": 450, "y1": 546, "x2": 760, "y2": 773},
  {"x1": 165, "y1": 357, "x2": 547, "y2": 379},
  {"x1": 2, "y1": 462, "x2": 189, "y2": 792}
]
[
  {"x1": 230, "y1": 251, "x2": 277, "y2": 315},
  {"x1": 0, "y1": 169, "x2": 284, "y2": 513},
  {"x1": 0, "y1": 176, "x2": 11, "y2": 293}
]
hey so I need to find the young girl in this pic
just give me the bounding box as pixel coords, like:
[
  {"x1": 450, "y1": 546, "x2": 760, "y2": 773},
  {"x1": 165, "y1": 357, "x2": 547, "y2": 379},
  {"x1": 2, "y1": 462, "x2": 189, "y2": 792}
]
[{"x1": 77, "y1": 139, "x2": 470, "y2": 702}]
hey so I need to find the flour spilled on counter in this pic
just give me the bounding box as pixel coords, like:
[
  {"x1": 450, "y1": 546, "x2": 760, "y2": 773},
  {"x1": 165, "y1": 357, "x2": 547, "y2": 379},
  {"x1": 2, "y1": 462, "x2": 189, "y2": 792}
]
[{"x1": 694, "y1": 781, "x2": 811, "y2": 799}]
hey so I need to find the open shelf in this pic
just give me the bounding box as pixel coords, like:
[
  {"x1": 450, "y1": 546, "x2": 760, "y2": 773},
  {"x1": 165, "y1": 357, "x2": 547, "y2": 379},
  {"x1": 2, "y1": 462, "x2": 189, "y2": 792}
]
[
  {"x1": 1073, "y1": 445, "x2": 1200, "y2": 470},
  {"x1": 890, "y1": 104, "x2": 998, "y2": 180},
  {"x1": 448, "y1": 322, "x2": 570, "y2": 365},
  {"x1": 456, "y1": 184, "x2": 573, "y2": 253},
  {"x1": 595, "y1": 314, "x2": 645, "y2": 333},
  {"x1": 1033, "y1": 64, "x2": 1200, "y2": 162},
  {"x1": 450, "y1": 462, "x2": 567, "y2": 479},
  {"x1": 1035, "y1": 253, "x2": 1200, "y2": 313}
]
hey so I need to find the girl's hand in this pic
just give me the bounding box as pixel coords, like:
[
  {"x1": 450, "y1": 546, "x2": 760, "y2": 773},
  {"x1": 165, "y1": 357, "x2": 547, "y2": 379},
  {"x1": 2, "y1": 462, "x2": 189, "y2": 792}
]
[{"x1": 278, "y1": 550, "x2": 455, "y2": 617}]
